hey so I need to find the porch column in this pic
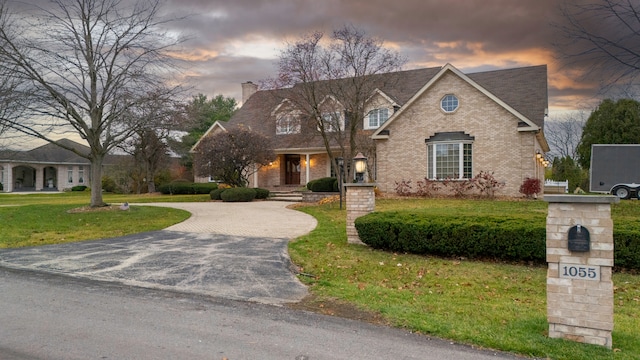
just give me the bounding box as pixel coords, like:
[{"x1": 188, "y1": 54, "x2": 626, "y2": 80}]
[
  {"x1": 253, "y1": 164, "x2": 259, "y2": 188},
  {"x1": 7, "y1": 165, "x2": 13, "y2": 192},
  {"x1": 35, "y1": 166, "x2": 44, "y2": 191},
  {"x1": 305, "y1": 154, "x2": 310, "y2": 185}
]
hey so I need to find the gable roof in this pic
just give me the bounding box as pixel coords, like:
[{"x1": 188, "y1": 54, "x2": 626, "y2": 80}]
[
  {"x1": 372, "y1": 63, "x2": 547, "y2": 139},
  {"x1": 202, "y1": 64, "x2": 547, "y2": 151},
  {"x1": 0, "y1": 138, "x2": 127, "y2": 165},
  {"x1": 190, "y1": 121, "x2": 228, "y2": 152},
  {"x1": 0, "y1": 139, "x2": 91, "y2": 164}
]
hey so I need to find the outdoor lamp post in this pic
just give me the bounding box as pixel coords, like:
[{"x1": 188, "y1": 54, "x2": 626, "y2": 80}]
[{"x1": 354, "y1": 152, "x2": 367, "y2": 183}]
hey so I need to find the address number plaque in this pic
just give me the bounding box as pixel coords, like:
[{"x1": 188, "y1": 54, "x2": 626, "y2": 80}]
[{"x1": 559, "y1": 263, "x2": 600, "y2": 281}]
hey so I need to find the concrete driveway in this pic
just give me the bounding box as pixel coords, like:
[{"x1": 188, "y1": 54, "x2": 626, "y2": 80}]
[{"x1": 0, "y1": 201, "x2": 317, "y2": 305}]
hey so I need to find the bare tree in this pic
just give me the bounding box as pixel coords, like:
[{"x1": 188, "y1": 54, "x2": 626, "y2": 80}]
[
  {"x1": 555, "y1": 0, "x2": 640, "y2": 96},
  {"x1": 0, "y1": 0, "x2": 183, "y2": 206},
  {"x1": 268, "y1": 25, "x2": 406, "y2": 180},
  {"x1": 117, "y1": 90, "x2": 181, "y2": 193},
  {"x1": 193, "y1": 127, "x2": 275, "y2": 188},
  {"x1": 544, "y1": 111, "x2": 587, "y2": 160}
]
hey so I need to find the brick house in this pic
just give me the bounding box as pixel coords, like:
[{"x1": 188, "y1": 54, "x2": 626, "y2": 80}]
[{"x1": 193, "y1": 63, "x2": 549, "y2": 197}]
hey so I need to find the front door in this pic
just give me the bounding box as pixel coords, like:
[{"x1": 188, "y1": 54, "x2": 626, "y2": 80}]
[{"x1": 285, "y1": 155, "x2": 300, "y2": 185}]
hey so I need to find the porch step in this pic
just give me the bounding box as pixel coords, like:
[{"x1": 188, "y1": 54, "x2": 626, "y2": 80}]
[{"x1": 268, "y1": 190, "x2": 303, "y2": 202}]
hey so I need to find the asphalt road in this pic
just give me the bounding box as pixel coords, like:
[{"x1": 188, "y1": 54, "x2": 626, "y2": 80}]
[{"x1": 0, "y1": 268, "x2": 523, "y2": 360}]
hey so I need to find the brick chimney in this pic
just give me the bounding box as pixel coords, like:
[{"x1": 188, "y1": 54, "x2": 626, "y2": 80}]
[{"x1": 241, "y1": 81, "x2": 258, "y2": 105}]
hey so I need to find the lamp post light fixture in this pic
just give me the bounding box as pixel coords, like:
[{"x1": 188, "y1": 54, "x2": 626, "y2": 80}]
[{"x1": 353, "y1": 152, "x2": 367, "y2": 183}]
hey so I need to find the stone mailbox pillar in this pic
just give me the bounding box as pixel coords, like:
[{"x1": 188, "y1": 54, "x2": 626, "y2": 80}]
[
  {"x1": 544, "y1": 195, "x2": 619, "y2": 348},
  {"x1": 344, "y1": 183, "x2": 376, "y2": 245}
]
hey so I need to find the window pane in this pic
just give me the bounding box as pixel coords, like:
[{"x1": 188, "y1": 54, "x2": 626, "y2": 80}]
[
  {"x1": 463, "y1": 143, "x2": 472, "y2": 179},
  {"x1": 436, "y1": 143, "x2": 459, "y2": 179},
  {"x1": 441, "y1": 95, "x2": 459, "y2": 112},
  {"x1": 380, "y1": 108, "x2": 389, "y2": 125},
  {"x1": 368, "y1": 108, "x2": 389, "y2": 128},
  {"x1": 427, "y1": 145, "x2": 433, "y2": 179},
  {"x1": 369, "y1": 111, "x2": 377, "y2": 128},
  {"x1": 428, "y1": 142, "x2": 473, "y2": 180}
]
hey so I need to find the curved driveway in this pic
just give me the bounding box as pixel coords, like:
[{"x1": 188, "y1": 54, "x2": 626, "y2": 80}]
[{"x1": 0, "y1": 201, "x2": 317, "y2": 305}]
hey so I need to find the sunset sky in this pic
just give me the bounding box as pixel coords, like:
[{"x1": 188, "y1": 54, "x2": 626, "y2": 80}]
[{"x1": 159, "y1": 0, "x2": 610, "y2": 116}]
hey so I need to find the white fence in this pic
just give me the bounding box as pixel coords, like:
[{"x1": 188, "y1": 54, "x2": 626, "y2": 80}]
[{"x1": 544, "y1": 179, "x2": 569, "y2": 193}]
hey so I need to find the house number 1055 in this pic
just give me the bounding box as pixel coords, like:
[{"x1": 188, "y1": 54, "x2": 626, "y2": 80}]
[{"x1": 559, "y1": 263, "x2": 600, "y2": 281}]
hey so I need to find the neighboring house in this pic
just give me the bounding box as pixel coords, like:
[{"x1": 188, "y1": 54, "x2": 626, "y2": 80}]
[
  {"x1": 1, "y1": 139, "x2": 109, "y2": 192},
  {"x1": 193, "y1": 63, "x2": 549, "y2": 197}
]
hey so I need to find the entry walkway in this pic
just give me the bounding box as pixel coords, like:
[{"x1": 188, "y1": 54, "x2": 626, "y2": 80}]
[{"x1": 0, "y1": 201, "x2": 318, "y2": 305}]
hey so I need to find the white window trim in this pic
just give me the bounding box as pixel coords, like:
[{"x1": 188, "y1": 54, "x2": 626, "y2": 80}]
[
  {"x1": 276, "y1": 112, "x2": 301, "y2": 135},
  {"x1": 428, "y1": 141, "x2": 473, "y2": 180},
  {"x1": 319, "y1": 111, "x2": 345, "y2": 132},
  {"x1": 67, "y1": 166, "x2": 74, "y2": 184},
  {"x1": 365, "y1": 108, "x2": 389, "y2": 130},
  {"x1": 440, "y1": 94, "x2": 459, "y2": 113}
]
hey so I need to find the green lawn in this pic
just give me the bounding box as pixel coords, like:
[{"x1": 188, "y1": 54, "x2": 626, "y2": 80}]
[
  {"x1": 0, "y1": 192, "x2": 206, "y2": 248},
  {"x1": 2, "y1": 192, "x2": 638, "y2": 359},
  {"x1": 289, "y1": 198, "x2": 640, "y2": 360}
]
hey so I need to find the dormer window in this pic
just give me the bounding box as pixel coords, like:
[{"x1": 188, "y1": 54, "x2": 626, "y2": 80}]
[
  {"x1": 320, "y1": 112, "x2": 344, "y2": 132},
  {"x1": 440, "y1": 94, "x2": 459, "y2": 113},
  {"x1": 367, "y1": 108, "x2": 389, "y2": 129},
  {"x1": 276, "y1": 113, "x2": 300, "y2": 134}
]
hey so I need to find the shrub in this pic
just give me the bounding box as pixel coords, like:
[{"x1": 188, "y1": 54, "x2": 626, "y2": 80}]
[
  {"x1": 220, "y1": 187, "x2": 256, "y2": 202},
  {"x1": 473, "y1": 171, "x2": 505, "y2": 198},
  {"x1": 415, "y1": 178, "x2": 441, "y2": 197},
  {"x1": 192, "y1": 183, "x2": 218, "y2": 194},
  {"x1": 355, "y1": 212, "x2": 546, "y2": 263},
  {"x1": 102, "y1": 176, "x2": 117, "y2": 193},
  {"x1": 158, "y1": 182, "x2": 218, "y2": 195},
  {"x1": 394, "y1": 179, "x2": 413, "y2": 196},
  {"x1": 71, "y1": 185, "x2": 87, "y2": 192},
  {"x1": 612, "y1": 223, "x2": 640, "y2": 270},
  {"x1": 355, "y1": 210, "x2": 640, "y2": 271},
  {"x1": 442, "y1": 177, "x2": 475, "y2": 198},
  {"x1": 519, "y1": 177, "x2": 541, "y2": 198},
  {"x1": 254, "y1": 188, "x2": 270, "y2": 199},
  {"x1": 0, "y1": 182, "x2": 3, "y2": 191},
  {"x1": 308, "y1": 177, "x2": 338, "y2": 192},
  {"x1": 210, "y1": 188, "x2": 226, "y2": 200}
]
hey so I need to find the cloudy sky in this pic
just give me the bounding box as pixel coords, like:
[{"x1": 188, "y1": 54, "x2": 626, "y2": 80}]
[{"x1": 156, "y1": 0, "x2": 608, "y2": 116}]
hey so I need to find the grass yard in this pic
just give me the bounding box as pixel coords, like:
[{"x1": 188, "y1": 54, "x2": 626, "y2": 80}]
[
  {"x1": 2, "y1": 192, "x2": 638, "y2": 359},
  {"x1": 0, "y1": 192, "x2": 207, "y2": 248},
  {"x1": 289, "y1": 198, "x2": 640, "y2": 360}
]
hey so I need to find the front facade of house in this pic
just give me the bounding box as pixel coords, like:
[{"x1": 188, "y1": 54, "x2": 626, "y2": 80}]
[
  {"x1": 0, "y1": 139, "x2": 91, "y2": 192},
  {"x1": 193, "y1": 64, "x2": 549, "y2": 197},
  {"x1": 373, "y1": 64, "x2": 549, "y2": 196}
]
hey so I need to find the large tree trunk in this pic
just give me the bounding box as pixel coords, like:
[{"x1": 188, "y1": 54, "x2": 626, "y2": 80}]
[{"x1": 90, "y1": 155, "x2": 106, "y2": 207}]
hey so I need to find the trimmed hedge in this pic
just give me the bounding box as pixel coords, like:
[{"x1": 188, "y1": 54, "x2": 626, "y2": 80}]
[
  {"x1": 158, "y1": 182, "x2": 218, "y2": 195},
  {"x1": 71, "y1": 185, "x2": 87, "y2": 192},
  {"x1": 355, "y1": 211, "x2": 640, "y2": 270},
  {"x1": 254, "y1": 188, "x2": 270, "y2": 199},
  {"x1": 612, "y1": 225, "x2": 640, "y2": 270},
  {"x1": 355, "y1": 212, "x2": 545, "y2": 262},
  {"x1": 220, "y1": 187, "x2": 256, "y2": 202},
  {"x1": 210, "y1": 188, "x2": 226, "y2": 200},
  {"x1": 307, "y1": 177, "x2": 338, "y2": 192}
]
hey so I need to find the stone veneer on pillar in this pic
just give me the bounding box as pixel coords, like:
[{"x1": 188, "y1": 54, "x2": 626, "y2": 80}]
[
  {"x1": 544, "y1": 195, "x2": 619, "y2": 348},
  {"x1": 344, "y1": 183, "x2": 376, "y2": 245}
]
